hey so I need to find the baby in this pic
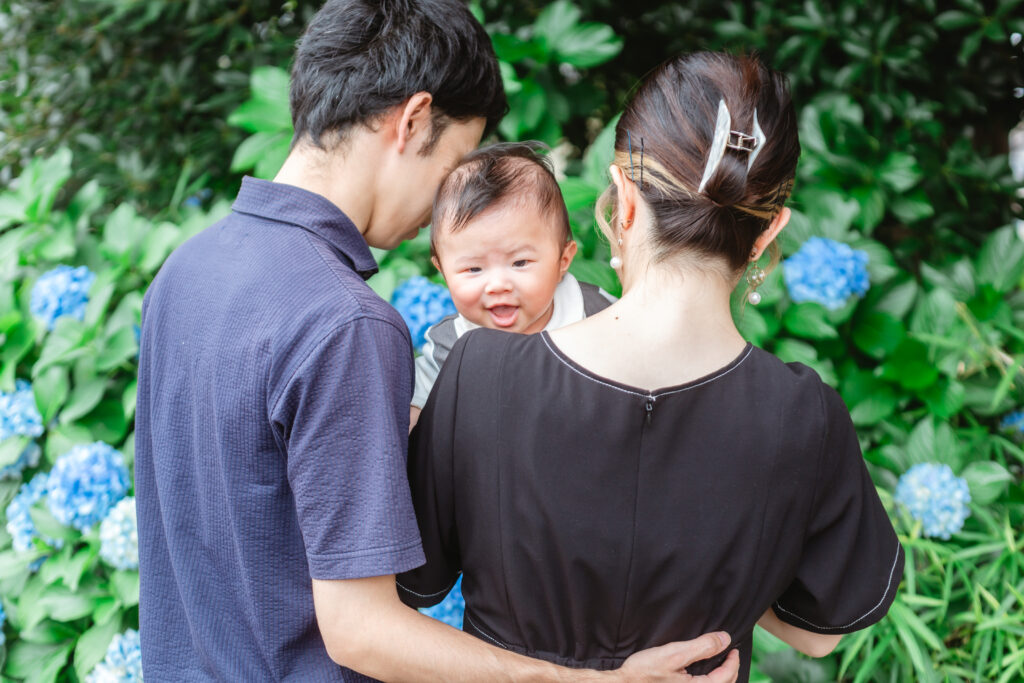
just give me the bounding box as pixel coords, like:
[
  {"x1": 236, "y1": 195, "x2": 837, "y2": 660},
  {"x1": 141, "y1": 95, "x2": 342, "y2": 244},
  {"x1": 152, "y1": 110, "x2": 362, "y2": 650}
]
[{"x1": 411, "y1": 142, "x2": 615, "y2": 425}]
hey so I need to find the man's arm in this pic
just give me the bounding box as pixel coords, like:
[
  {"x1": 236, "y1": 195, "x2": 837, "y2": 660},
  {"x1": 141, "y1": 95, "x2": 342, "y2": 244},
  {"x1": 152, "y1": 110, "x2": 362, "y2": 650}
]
[
  {"x1": 312, "y1": 575, "x2": 740, "y2": 683},
  {"x1": 756, "y1": 608, "x2": 841, "y2": 658}
]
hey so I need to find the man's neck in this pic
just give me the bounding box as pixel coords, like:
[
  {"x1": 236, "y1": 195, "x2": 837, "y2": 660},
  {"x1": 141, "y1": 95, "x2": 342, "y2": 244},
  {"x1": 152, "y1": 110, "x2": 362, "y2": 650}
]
[{"x1": 273, "y1": 137, "x2": 378, "y2": 234}]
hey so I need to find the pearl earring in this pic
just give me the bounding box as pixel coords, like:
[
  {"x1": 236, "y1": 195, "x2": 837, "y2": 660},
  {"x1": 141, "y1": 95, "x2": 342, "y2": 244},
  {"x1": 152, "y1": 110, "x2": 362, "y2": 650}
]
[
  {"x1": 610, "y1": 256, "x2": 623, "y2": 269},
  {"x1": 746, "y1": 262, "x2": 766, "y2": 304}
]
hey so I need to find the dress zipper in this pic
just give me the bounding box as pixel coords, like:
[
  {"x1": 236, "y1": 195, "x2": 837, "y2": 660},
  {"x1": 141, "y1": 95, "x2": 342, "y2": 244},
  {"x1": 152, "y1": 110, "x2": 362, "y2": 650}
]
[{"x1": 645, "y1": 395, "x2": 655, "y2": 426}]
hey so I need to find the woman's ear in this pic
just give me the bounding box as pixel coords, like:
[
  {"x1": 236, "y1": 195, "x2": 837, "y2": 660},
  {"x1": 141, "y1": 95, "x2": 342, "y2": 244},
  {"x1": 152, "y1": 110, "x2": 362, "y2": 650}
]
[
  {"x1": 608, "y1": 164, "x2": 636, "y2": 230},
  {"x1": 752, "y1": 207, "x2": 791, "y2": 260}
]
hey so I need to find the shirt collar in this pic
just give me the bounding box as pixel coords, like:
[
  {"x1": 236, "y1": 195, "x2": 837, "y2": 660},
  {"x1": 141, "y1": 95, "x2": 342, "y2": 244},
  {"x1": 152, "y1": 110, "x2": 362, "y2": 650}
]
[{"x1": 231, "y1": 176, "x2": 379, "y2": 279}]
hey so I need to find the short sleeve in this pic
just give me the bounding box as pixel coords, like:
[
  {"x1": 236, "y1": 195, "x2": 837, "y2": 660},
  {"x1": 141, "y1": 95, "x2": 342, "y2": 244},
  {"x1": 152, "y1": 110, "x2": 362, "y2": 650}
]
[
  {"x1": 396, "y1": 333, "x2": 469, "y2": 608},
  {"x1": 271, "y1": 316, "x2": 425, "y2": 580},
  {"x1": 772, "y1": 383, "x2": 904, "y2": 634},
  {"x1": 411, "y1": 316, "x2": 458, "y2": 408}
]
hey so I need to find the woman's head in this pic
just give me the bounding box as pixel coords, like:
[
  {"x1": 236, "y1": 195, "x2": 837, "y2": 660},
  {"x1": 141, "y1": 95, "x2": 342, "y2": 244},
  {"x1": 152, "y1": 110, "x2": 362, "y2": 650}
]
[{"x1": 601, "y1": 52, "x2": 800, "y2": 278}]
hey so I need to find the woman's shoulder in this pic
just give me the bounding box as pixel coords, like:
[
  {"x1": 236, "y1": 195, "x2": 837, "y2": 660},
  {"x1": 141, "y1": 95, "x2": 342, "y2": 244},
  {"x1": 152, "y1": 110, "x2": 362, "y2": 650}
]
[{"x1": 746, "y1": 345, "x2": 843, "y2": 416}]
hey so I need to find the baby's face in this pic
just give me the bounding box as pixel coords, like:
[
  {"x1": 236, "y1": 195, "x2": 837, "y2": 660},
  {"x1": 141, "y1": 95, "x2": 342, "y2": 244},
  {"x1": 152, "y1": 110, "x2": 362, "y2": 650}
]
[{"x1": 435, "y1": 202, "x2": 575, "y2": 334}]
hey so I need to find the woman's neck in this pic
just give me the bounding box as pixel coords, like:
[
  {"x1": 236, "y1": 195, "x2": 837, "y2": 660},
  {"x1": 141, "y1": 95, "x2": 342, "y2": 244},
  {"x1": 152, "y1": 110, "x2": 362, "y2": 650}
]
[{"x1": 548, "y1": 261, "x2": 749, "y2": 391}]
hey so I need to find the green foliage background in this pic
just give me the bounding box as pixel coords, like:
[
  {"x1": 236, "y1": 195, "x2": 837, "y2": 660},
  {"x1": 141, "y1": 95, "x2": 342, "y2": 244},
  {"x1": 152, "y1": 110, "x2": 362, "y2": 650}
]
[{"x1": 1, "y1": 0, "x2": 1023, "y2": 680}]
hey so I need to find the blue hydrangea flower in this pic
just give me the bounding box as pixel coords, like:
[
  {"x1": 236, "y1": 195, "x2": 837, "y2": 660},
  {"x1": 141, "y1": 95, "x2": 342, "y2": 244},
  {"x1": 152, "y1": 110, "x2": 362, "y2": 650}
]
[
  {"x1": 86, "y1": 628, "x2": 143, "y2": 683},
  {"x1": 390, "y1": 276, "x2": 457, "y2": 349},
  {"x1": 5, "y1": 472, "x2": 61, "y2": 553},
  {"x1": 895, "y1": 463, "x2": 971, "y2": 540},
  {"x1": 30, "y1": 265, "x2": 96, "y2": 330},
  {"x1": 100, "y1": 497, "x2": 138, "y2": 570},
  {"x1": 420, "y1": 574, "x2": 465, "y2": 629},
  {"x1": 783, "y1": 237, "x2": 870, "y2": 310},
  {"x1": 0, "y1": 380, "x2": 45, "y2": 479},
  {"x1": 47, "y1": 442, "x2": 130, "y2": 531},
  {"x1": 1000, "y1": 410, "x2": 1024, "y2": 434}
]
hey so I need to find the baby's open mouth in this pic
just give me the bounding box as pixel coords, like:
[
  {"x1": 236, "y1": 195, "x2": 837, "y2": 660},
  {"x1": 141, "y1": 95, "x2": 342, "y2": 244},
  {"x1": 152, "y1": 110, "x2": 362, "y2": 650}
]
[{"x1": 488, "y1": 305, "x2": 519, "y2": 327}]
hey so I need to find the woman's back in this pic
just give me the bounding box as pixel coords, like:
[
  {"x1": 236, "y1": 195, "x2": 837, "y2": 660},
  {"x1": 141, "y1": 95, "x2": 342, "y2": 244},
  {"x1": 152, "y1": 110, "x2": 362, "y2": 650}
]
[{"x1": 399, "y1": 329, "x2": 902, "y2": 680}]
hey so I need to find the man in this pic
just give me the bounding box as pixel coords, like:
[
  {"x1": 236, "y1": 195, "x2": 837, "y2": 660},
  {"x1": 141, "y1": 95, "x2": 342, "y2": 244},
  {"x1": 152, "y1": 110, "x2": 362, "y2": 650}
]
[{"x1": 135, "y1": 0, "x2": 739, "y2": 680}]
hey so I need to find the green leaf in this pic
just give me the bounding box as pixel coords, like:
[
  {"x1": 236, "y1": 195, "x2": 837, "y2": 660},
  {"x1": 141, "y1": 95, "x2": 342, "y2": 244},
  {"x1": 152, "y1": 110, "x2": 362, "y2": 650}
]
[
  {"x1": 92, "y1": 597, "x2": 121, "y2": 626},
  {"x1": 853, "y1": 311, "x2": 905, "y2": 359},
  {"x1": 3, "y1": 641, "x2": 72, "y2": 680},
  {"x1": 782, "y1": 302, "x2": 838, "y2": 340},
  {"x1": 0, "y1": 436, "x2": 30, "y2": 469},
  {"x1": 38, "y1": 585, "x2": 98, "y2": 622},
  {"x1": 553, "y1": 23, "x2": 623, "y2": 68},
  {"x1": 499, "y1": 61, "x2": 522, "y2": 95},
  {"x1": 774, "y1": 339, "x2": 818, "y2": 366},
  {"x1": 569, "y1": 259, "x2": 620, "y2": 298},
  {"x1": 880, "y1": 338, "x2": 940, "y2": 390},
  {"x1": 102, "y1": 204, "x2": 145, "y2": 257},
  {"x1": 961, "y1": 461, "x2": 1013, "y2": 504},
  {"x1": 33, "y1": 319, "x2": 90, "y2": 376},
  {"x1": 59, "y1": 377, "x2": 107, "y2": 424},
  {"x1": 842, "y1": 373, "x2": 900, "y2": 426},
  {"x1": 920, "y1": 378, "x2": 966, "y2": 419},
  {"x1": 78, "y1": 399, "x2": 128, "y2": 444},
  {"x1": 878, "y1": 152, "x2": 922, "y2": 192},
  {"x1": 96, "y1": 326, "x2": 138, "y2": 373},
  {"x1": 111, "y1": 570, "x2": 140, "y2": 608},
  {"x1": 63, "y1": 545, "x2": 98, "y2": 592},
  {"x1": 139, "y1": 222, "x2": 182, "y2": 273},
  {"x1": 891, "y1": 193, "x2": 935, "y2": 224},
  {"x1": 123, "y1": 380, "x2": 138, "y2": 423},
  {"x1": 73, "y1": 610, "x2": 123, "y2": 681},
  {"x1": 0, "y1": 549, "x2": 33, "y2": 582},
  {"x1": 17, "y1": 620, "x2": 78, "y2": 645},
  {"x1": 28, "y1": 506, "x2": 80, "y2": 543},
  {"x1": 231, "y1": 131, "x2": 289, "y2": 173},
  {"x1": 976, "y1": 226, "x2": 1024, "y2": 294},
  {"x1": 935, "y1": 9, "x2": 979, "y2": 29},
  {"x1": 251, "y1": 65, "x2": 290, "y2": 105},
  {"x1": 872, "y1": 278, "x2": 919, "y2": 319},
  {"x1": 533, "y1": 0, "x2": 582, "y2": 50}
]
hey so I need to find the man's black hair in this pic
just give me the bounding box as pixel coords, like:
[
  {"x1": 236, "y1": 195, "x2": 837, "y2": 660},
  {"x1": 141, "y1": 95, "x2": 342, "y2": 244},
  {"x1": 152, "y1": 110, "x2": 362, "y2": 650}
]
[{"x1": 290, "y1": 0, "x2": 507, "y2": 153}]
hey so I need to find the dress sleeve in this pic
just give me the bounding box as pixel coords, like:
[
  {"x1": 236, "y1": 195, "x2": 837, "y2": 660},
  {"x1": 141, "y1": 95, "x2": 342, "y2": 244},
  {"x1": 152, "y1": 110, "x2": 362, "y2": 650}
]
[
  {"x1": 396, "y1": 332, "x2": 470, "y2": 608},
  {"x1": 771, "y1": 383, "x2": 904, "y2": 634},
  {"x1": 270, "y1": 316, "x2": 425, "y2": 580}
]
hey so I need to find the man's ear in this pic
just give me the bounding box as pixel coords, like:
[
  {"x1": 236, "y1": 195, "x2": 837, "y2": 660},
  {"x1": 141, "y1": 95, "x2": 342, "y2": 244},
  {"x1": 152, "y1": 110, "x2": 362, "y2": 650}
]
[
  {"x1": 559, "y1": 239, "x2": 578, "y2": 277},
  {"x1": 394, "y1": 92, "x2": 434, "y2": 155}
]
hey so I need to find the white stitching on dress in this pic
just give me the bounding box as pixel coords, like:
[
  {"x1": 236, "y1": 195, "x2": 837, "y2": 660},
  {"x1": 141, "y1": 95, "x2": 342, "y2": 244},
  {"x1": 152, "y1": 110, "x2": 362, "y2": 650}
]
[
  {"x1": 396, "y1": 576, "x2": 458, "y2": 599},
  {"x1": 541, "y1": 334, "x2": 753, "y2": 399},
  {"x1": 773, "y1": 538, "x2": 903, "y2": 631},
  {"x1": 465, "y1": 614, "x2": 509, "y2": 649}
]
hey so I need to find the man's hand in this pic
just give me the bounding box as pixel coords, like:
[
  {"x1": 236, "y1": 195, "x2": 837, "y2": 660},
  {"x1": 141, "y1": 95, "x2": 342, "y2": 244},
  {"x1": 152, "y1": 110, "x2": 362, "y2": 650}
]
[{"x1": 615, "y1": 632, "x2": 740, "y2": 682}]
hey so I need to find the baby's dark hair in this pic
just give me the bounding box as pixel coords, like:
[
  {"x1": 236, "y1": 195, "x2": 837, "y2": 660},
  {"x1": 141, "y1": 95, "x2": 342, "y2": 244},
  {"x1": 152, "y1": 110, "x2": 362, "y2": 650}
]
[
  {"x1": 601, "y1": 51, "x2": 800, "y2": 273},
  {"x1": 431, "y1": 142, "x2": 572, "y2": 259}
]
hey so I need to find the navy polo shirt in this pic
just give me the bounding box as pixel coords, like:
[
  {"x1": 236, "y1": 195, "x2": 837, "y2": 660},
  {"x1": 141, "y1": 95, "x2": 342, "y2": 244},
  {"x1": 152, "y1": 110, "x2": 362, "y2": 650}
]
[{"x1": 135, "y1": 177, "x2": 425, "y2": 681}]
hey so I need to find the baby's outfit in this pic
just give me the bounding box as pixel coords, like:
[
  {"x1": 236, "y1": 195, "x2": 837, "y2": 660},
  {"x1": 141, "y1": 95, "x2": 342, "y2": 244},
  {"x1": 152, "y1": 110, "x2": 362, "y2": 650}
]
[{"x1": 411, "y1": 273, "x2": 615, "y2": 408}]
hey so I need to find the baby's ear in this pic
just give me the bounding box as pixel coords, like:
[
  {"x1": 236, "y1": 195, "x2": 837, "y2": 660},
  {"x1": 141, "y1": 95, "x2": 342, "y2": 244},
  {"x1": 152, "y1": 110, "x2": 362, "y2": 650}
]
[
  {"x1": 431, "y1": 256, "x2": 443, "y2": 275},
  {"x1": 559, "y1": 240, "x2": 578, "y2": 276}
]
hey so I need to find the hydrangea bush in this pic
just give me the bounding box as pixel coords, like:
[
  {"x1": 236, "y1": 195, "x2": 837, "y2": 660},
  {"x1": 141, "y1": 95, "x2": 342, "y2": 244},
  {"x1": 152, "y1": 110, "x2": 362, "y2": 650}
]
[
  {"x1": 86, "y1": 629, "x2": 143, "y2": 683},
  {"x1": 390, "y1": 276, "x2": 458, "y2": 349},
  {"x1": 895, "y1": 463, "x2": 972, "y2": 540},
  {"x1": 30, "y1": 264, "x2": 96, "y2": 330},
  {"x1": 0, "y1": 3, "x2": 1022, "y2": 682}
]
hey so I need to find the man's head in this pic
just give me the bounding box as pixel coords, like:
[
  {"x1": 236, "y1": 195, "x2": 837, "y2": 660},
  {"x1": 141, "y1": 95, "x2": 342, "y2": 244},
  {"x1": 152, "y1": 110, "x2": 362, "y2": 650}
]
[
  {"x1": 288, "y1": 0, "x2": 507, "y2": 248},
  {"x1": 430, "y1": 143, "x2": 578, "y2": 334}
]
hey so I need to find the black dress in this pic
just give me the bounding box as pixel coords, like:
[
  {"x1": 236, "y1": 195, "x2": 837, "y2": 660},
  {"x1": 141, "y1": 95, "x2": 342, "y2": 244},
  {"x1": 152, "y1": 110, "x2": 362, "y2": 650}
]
[{"x1": 398, "y1": 329, "x2": 903, "y2": 680}]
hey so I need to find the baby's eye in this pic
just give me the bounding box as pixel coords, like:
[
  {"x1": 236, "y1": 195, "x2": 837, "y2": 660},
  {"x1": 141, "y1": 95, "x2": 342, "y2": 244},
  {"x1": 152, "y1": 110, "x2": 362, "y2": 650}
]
[
  {"x1": 512, "y1": 260, "x2": 529, "y2": 268},
  {"x1": 463, "y1": 267, "x2": 482, "y2": 274}
]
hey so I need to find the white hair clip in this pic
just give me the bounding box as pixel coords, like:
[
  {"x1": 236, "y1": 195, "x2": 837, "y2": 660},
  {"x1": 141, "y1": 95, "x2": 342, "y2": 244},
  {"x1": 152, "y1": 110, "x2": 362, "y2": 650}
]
[{"x1": 697, "y1": 99, "x2": 766, "y2": 194}]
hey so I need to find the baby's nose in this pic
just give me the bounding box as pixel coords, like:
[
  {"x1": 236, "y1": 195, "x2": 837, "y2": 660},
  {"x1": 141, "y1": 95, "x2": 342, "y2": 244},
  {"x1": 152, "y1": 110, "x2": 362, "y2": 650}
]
[{"x1": 484, "y1": 273, "x2": 513, "y2": 294}]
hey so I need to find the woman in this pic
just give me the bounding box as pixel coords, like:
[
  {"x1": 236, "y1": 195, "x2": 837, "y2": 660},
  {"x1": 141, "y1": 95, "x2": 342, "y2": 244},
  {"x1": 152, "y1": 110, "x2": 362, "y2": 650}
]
[{"x1": 398, "y1": 52, "x2": 903, "y2": 681}]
